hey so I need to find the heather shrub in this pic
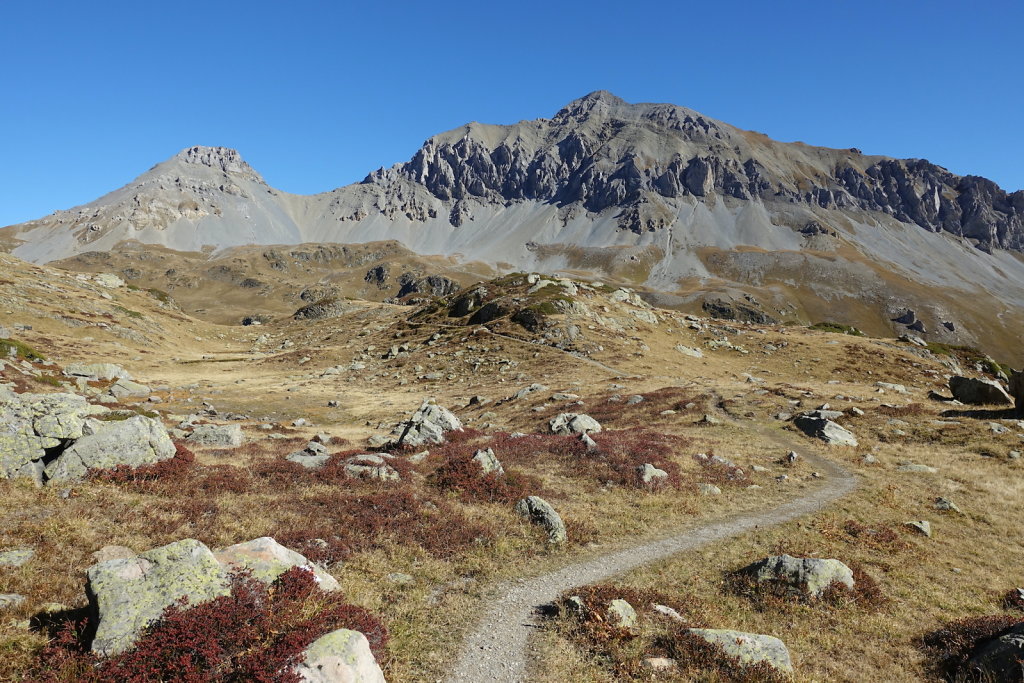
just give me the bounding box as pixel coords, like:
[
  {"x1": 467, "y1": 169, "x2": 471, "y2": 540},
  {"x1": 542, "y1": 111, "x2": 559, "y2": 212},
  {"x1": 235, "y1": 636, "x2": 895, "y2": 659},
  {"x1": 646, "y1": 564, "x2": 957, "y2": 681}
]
[
  {"x1": 29, "y1": 567, "x2": 388, "y2": 682},
  {"x1": 89, "y1": 442, "x2": 197, "y2": 491},
  {"x1": 429, "y1": 453, "x2": 541, "y2": 503}
]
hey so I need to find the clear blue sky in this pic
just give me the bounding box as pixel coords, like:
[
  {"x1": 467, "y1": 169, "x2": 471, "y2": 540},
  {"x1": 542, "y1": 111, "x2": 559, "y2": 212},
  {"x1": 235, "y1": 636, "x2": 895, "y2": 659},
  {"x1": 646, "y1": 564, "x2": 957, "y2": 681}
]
[{"x1": 2, "y1": 0, "x2": 1021, "y2": 226}]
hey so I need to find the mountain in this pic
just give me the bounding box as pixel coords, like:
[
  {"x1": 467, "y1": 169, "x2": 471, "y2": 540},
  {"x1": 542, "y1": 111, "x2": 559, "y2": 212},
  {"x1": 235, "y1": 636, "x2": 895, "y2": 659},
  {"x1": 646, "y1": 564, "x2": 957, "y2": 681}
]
[{"x1": 3, "y1": 91, "x2": 1024, "y2": 363}]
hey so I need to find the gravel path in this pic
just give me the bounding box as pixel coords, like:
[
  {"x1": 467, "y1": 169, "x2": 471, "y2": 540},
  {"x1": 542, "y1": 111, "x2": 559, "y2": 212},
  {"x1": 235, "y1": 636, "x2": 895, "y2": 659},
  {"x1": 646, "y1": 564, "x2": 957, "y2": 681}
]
[{"x1": 447, "y1": 429, "x2": 857, "y2": 682}]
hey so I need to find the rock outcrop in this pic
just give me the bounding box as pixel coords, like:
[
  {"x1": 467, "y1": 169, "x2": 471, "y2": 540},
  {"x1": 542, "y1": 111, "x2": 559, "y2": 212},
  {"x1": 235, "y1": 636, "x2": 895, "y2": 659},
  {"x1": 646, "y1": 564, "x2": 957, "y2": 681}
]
[
  {"x1": 292, "y1": 629, "x2": 387, "y2": 683},
  {"x1": 515, "y1": 496, "x2": 567, "y2": 544},
  {"x1": 949, "y1": 376, "x2": 1014, "y2": 405},
  {"x1": 744, "y1": 554, "x2": 855, "y2": 598},
  {"x1": 685, "y1": 628, "x2": 793, "y2": 674},
  {"x1": 394, "y1": 399, "x2": 463, "y2": 447}
]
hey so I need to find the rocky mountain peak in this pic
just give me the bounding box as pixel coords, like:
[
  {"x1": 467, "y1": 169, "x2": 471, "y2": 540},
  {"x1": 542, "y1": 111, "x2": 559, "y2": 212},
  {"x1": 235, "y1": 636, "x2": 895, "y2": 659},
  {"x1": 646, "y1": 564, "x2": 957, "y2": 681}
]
[
  {"x1": 171, "y1": 146, "x2": 263, "y2": 182},
  {"x1": 553, "y1": 90, "x2": 629, "y2": 120}
]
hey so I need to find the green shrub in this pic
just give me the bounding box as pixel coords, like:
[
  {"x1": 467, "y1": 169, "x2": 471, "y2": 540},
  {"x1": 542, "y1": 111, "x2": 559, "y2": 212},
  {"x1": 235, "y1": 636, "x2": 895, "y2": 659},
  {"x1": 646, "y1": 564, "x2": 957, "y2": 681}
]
[{"x1": 808, "y1": 322, "x2": 865, "y2": 337}]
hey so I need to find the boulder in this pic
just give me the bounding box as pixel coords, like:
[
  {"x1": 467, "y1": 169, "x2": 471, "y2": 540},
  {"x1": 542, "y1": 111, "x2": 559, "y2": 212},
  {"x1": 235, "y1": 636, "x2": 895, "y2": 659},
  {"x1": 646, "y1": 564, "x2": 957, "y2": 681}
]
[
  {"x1": 63, "y1": 363, "x2": 131, "y2": 381},
  {"x1": 292, "y1": 629, "x2": 386, "y2": 683},
  {"x1": 745, "y1": 554, "x2": 854, "y2": 597},
  {"x1": 343, "y1": 454, "x2": 400, "y2": 481},
  {"x1": 394, "y1": 399, "x2": 463, "y2": 447},
  {"x1": 87, "y1": 539, "x2": 231, "y2": 656},
  {"x1": 685, "y1": 628, "x2": 793, "y2": 674},
  {"x1": 286, "y1": 444, "x2": 331, "y2": 469},
  {"x1": 0, "y1": 392, "x2": 95, "y2": 482},
  {"x1": 793, "y1": 415, "x2": 858, "y2": 446},
  {"x1": 965, "y1": 622, "x2": 1024, "y2": 682},
  {"x1": 515, "y1": 496, "x2": 567, "y2": 544},
  {"x1": 0, "y1": 548, "x2": 35, "y2": 567},
  {"x1": 949, "y1": 376, "x2": 1013, "y2": 406},
  {"x1": 607, "y1": 599, "x2": 637, "y2": 628},
  {"x1": 471, "y1": 448, "x2": 504, "y2": 476},
  {"x1": 906, "y1": 520, "x2": 932, "y2": 537},
  {"x1": 698, "y1": 483, "x2": 722, "y2": 495},
  {"x1": 549, "y1": 413, "x2": 602, "y2": 436},
  {"x1": 637, "y1": 463, "x2": 668, "y2": 487},
  {"x1": 1011, "y1": 371, "x2": 1023, "y2": 411},
  {"x1": 108, "y1": 378, "x2": 152, "y2": 400},
  {"x1": 186, "y1": 424, "x2": 244, "y2": 448},
  {"x1": 45, "y1": 416, "x2": 175, "y2": 482},
  {"x1": 213, "y1": 537, "x2": 338, "y2": 591},
  {"x1": 511, "y1": 383, "x2": 548, "y2": 401}
]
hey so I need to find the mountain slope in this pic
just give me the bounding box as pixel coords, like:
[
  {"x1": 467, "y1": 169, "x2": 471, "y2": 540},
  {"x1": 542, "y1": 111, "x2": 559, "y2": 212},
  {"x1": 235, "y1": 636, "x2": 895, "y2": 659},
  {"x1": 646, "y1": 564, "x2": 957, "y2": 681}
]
[{"x1": 3, "y1": 92, "x2": 1023, "y2": 364}]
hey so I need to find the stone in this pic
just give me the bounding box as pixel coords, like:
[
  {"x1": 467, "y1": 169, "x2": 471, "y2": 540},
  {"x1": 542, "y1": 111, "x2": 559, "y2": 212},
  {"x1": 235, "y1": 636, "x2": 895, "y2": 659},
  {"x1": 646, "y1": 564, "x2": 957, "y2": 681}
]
[
  {"x1": 607, "y1": 598, "x2": 637, "y2": 628},
  {"x1": 292, "y1": 629, "x2": 386, "y2": 683},
  {"x1": 698, "y1": 483, "x2": 722, "y2": 495},
  {"x1": 686, "y1": 628, "x2": 793, "y2": 674},
  {"x1": 0, "y1": 548, "x2": 35, "y2": 567},
  {"x1": 642, "y1": 657, "x2": 678, "y2": 673},
  {"x1": 794, "y1": 414, "x2": 858, "y2": 446},
  {"x1": 45, "y1": 416, "x2": 176, "y2": 483},
  {"x1": 898, "y1": 463, "x2": 938, "y2": 473},
  {"x1": 186, "y1": 423, "x2": 244, "y2": 448},
  {"x1": 549, "y1": 413, "x2": 602, "y2": 436},
  {"x1": 92, "y1": 545, "x2": 136, "y2": 564},
  {"x1": 109, "y1": 378, "x2": 152, "y2": 399},
  {"x1": 394, "y1": 399, "x2": 463, "y2": 447},
  {"x1": 637, "y1": 463, "x2": 668, "y2": 486},
  {"x1": 63, "y1": 363, "x2": 131, "y2": 381},
  {"x1": 949, "y1": 376, "x2": 1013, "y2": 406},
  {"x1": 515, "y1": 496, "x2": 567, "y2": 544},
  {"x1": 698, "y1": 413, "x2": 722, "y2": 425},
  {"x1": 286, "y1": 447, "x2": 331, "y2": 469},
  {"x1": 674, "y1": 344, "x2": 704, "y2": 358},
  {"x1": 563, "y1": 595, "x2": 587, "y2": 619},
  {"x1": 213, "y1": 537, "x2": 338, "y2": 591},
  {"x1": 343, "y1": 454, "x2": 400, "y2": 481},
  {"x1": 746, "y1": 554, "x2": 854, "y2": 597},
  {"x1": 0, "y1": 593, "x2": 25, "y2": 609},
  {"x1": 471, "y1": 448, "x2": 504, "y2": 476},
  {"x1": 935, "y1": 497, "x2": 963, "y2": 514},
  {"x1": 906, "y1": 520, "x2": 932, "y2": 537},
  {"x1": 0, "y1": 392, "x2": 96, "y2": 482},
  {"x1": 875, "y1": 382, "x2": 908, "y2": 394},
  {"x1": 1010, "y1": 371, "x2": 1023, "y2": 411},
  {"x1": 87, "y1": 539, "x2": 231, "y2": 656},
  {"x1": 580, "y1": 432, "x2": 598, "y2": 451},
  {"x1": 511, "y1": 383, "x2": 548, "y2": 401}
]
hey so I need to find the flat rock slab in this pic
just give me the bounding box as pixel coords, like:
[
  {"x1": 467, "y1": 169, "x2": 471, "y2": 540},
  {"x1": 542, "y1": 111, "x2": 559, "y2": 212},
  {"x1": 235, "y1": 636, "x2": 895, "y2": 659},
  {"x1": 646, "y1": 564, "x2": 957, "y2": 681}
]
[{"x1": 686, "y1": 628, "x2": 793, "y2": 674}]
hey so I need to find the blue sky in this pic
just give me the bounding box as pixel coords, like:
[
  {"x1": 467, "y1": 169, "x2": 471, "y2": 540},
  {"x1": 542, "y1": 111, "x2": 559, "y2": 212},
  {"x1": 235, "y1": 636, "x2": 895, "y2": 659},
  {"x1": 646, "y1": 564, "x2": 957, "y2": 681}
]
[{"x1": 2, "y1": 0, "x2": 1021, "y2": 226}]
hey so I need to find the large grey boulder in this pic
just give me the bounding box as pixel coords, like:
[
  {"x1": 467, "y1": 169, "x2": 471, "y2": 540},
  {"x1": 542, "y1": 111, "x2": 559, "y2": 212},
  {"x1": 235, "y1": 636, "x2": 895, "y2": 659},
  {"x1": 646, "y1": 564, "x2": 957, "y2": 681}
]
[
  {"x1": 394, "y1": 399, "x2": 463, "y2": 447},
  {"x1": 292, "y1": 629, "x2": 386, "y2": 683},
  {"x1": 63, "y1": 363, "x2": 131, "y2": 381},
  {"x1": 0, "y1": 392, "x2": 96, "y2": 483},
  {"x1": 87, "y1": 539, "x2": 231, "y2": 656},
  {"x1": 471, "y1": 448, "x2": 504, "y2": 476},
  {"x1": 1010, "y1": 370, "x2": 1023, "y2": 411},
  {"x1": 343, "y1": 454, "x2": 400, "y2": 481},
  {"x1": 45, "y1": 415, "x2": 175, "y2": 482},
  {"x1": 637, "y1": 463, "x2": 668, "y2": 487},
  {"x1": 745, "y1": 554, "x2": 854, "y2": 597},
  {"x1": 793, "y1": 414, "x2": 858, "y2": 446},
  {"x1": 949, "y1": 376, "x2": 1013, "y2": 406},
  {"x1": 213, "y1": 537, "x2": 338, "y2": 591},
  {"x1": 549, "y1": 413, "x2": 602, "y2": 436},
  {"x1": 108, "y1": 378, "x2": 151, "y2": 399},
  {"x1": 515, "y1": 496, "x2": 567, "y2": 544},
  {"x1": 686, "y1": 628, "x2": 793, "y2": 674},
  {"x1": 186, "y1": 423, "x2": 244, "y2": 448},
  {"x1": 966, "y1": 623, "x2": 1024, "y2": 682}
]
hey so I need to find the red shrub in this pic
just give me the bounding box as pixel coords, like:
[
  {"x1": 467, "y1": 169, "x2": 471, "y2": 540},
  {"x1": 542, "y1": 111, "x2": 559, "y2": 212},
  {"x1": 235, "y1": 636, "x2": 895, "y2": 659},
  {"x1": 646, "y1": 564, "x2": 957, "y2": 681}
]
[
  {"x1": 29, "y1": 568, "x2": 388, "y2": 682},
  {"x1": 429, "y1": 453, "x2": 542, "y2": 503},
  {"x1": 89, "y1": 443, "x2": 197, "y2": 491}
]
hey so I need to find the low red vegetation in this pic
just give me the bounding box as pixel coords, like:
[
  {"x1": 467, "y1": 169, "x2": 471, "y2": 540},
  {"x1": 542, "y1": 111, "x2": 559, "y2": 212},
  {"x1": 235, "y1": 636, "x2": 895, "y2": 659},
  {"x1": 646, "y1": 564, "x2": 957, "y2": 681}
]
[
  {"x1": 29, "y1": 567, "x2": 388, "y2": 682},
  {"x1": 89, "y1": 443, "x2": 198, "y2": 491}
]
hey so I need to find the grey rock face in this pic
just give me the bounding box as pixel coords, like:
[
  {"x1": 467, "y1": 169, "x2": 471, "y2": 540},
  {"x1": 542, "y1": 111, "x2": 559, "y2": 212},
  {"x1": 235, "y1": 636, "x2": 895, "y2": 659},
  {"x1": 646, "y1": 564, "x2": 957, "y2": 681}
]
[
  {"x1": 343, "y1": 454, "x2": 400, "y2": 481},
  {"x1": 515, "y1": 495, "x2": 567, "y2": 544},
  {"x1": 685, "y1": 628, "x2": 793, "y2": 674},
  {"x1": 292, "y1": 628, "x2": 386, "y2": 683},
  {"x1": 46, "y1": 416, "x2": 176, "y2": 482},
  {"x1": 395, "y1": 272, "x2": 461, "y2": 299},
  {"x1": 0, "y1": 392, "x2": 95, "y2": 482},
  {"x1": 746, "y1": 554, "x2": 855, "y2": 597},
  {"x1": 394, "y1": 399, "x2": 463, "y2": 447},
  {"x1": 108, "y1": 378, "x2": 151, "y2": 399},
  {"x1": 63, "y1": 363, "x2": 132, "y2": 381},
  {"x1": 793, "y1": 414, "x2": 858, "y2": 446},
  {"x1": 213, "y1": 537, "x2": 338, "y2": 591},
  {"x1": 966, "y1": 623, "x2": 1024, "y2": 682},
  {"x1": 186, "y1": 424, "x2": 244, "y2": 448},
  {"x1": 549, "y1": 413, "x2": 602, "y2": 436},
  {"x1": 949, "y1": 376, "x2": 1013, "y2": 405},
  {"x1": 87, "y1": 539, "x2": 231, "y2": 656}
]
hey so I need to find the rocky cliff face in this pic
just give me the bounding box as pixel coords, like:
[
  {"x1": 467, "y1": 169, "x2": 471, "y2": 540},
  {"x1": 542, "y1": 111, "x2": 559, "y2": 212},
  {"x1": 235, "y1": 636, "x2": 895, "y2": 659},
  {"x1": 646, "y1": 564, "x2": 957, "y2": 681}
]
[{"x1": 363, "y1": 91, "x2": 1023, "y2": 251}]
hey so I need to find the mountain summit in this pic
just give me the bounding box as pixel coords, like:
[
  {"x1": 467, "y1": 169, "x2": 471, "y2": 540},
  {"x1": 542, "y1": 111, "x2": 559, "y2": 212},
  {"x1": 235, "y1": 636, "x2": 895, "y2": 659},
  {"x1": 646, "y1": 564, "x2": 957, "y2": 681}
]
[{"x1": 2, "y1": 92, "x2": 1023, "y2": 360}]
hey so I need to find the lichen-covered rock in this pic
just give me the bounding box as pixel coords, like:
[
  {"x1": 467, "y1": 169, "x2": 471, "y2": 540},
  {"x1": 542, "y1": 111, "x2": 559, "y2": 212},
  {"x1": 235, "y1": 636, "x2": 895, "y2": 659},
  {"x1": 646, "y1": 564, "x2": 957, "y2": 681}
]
[
  {"x1": 45, "y1": 415, "x2": 175, "y2": 482},
  {"x1": 607, "y1": 599, "x2": 637, "y2": 628},
  {"x1": 108, "y1": 378, "x2": 151, "y2": 399},
  {"x1": 87, "y1": 539, "x2": 231, "y2": 656},
  {"x1": 515, "y1": 496, "x2": 566, "y2": 544},
  {"x1": 471, "y1": 448, "x2": 504, "y2": 475},
  {"x1": 343, "y1": 454, "x2": 400, "y2": 481},
  {"x1": 0, "y1": 548, "x2": 35, "y2": 567},
  {"x1": 686, "y1": 628, "x2": 793, "y2": 674},
  {"x1": 394, "y1": 399, "x2": 462, "y2": 447},
  {"x1": 549, "y1": 413, "x2": 602, "y2": 436},
  {"x1": 746, "y1": 554, "x2": 854, "y2": 597},
  {"x1": 637, "y1": 463, "x2": 668, "y2": 486},
  {"x1": 63, "y1": 363, "x2": 131, "y2": 381},
  {"x1": 0, "y1": 392, "x2": 95, "y2": 482},
  {"x1": 186, "y1": 423, "x2": 244, "y2": 448},
  {"x1": 213, "y1": 537, "x2": 338, "y2": 591},
  {"x1": 292, "y1": 628, "x2": 386, "y2": 683},
  {"x1": 949, "y1": 376, "x2": 1013, "y2": 406}
]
